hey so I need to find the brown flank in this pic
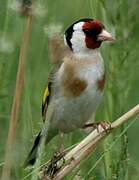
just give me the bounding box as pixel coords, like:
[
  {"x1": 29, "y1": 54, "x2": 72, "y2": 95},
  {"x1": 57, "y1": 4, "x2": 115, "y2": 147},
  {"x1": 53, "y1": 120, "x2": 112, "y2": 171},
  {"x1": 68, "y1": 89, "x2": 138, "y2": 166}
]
[
  {"x1": 97, "y1": 73, "x2": 106, "y2": 91},
  {"x1": 61, "y1": 60, "x2": 87, "y2": 97},
  {"x1": 63, "y1": 78, "x2": 87, "y2": 97}
]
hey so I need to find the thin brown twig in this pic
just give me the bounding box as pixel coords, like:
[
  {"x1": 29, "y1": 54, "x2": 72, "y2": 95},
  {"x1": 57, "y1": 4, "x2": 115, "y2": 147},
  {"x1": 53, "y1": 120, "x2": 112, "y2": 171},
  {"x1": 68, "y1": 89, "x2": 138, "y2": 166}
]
[
  {"x1": 39, "y1": 104, "x2": 139, "y2": 180},
  {"x1": 1, "y1": 16, "x2": 32, "y2": 180}
]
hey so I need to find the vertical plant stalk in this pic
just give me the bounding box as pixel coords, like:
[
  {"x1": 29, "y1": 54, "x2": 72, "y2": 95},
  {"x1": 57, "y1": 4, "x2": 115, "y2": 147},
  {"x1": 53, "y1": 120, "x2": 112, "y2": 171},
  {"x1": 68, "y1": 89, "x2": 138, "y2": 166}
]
[
  {"x1": 0, "y1": 0, "x2": 11, "y2": 84},
  {"x1": 1, "y1": 16, "x2": 32, "y2": 180}
]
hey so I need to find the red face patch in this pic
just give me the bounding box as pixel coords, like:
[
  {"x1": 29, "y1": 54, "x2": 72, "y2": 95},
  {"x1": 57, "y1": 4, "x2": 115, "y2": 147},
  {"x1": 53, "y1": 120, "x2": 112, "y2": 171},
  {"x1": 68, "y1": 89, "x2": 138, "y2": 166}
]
[
  {"x1": 83, "y1": 20, "x2": 104, "y2": 49},
  {"x1": 85, "y1": 36, "x2": 102, "y2": 49},
  {"x1": 83, "y1": 20, "x2": 104, "y2": 30}
]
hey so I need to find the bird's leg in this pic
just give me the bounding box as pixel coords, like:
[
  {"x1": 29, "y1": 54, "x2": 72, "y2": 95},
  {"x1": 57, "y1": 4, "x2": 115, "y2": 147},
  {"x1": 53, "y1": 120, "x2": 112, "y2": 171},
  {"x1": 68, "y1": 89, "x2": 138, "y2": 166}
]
[{"x1": 83, "y1": 121, "x2": 111, "y2": 132}]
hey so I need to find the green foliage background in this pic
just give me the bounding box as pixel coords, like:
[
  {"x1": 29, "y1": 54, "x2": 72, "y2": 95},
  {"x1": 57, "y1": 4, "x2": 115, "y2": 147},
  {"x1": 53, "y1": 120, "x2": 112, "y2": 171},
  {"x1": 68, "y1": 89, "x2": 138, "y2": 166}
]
[{"x1": 0, "y1": 0, "x2": 139, "y2": 179}]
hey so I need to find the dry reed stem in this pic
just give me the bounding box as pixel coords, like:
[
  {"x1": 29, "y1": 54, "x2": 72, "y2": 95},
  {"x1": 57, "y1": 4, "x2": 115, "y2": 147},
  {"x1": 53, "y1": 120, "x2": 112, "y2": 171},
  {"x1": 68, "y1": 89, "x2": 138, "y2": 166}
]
[
  {"x1": 1, "y1": 16, "x2": 32, "y2": 180},
  {"x1": 39, "y1": 104, "x2": 139, "y2": 180}
]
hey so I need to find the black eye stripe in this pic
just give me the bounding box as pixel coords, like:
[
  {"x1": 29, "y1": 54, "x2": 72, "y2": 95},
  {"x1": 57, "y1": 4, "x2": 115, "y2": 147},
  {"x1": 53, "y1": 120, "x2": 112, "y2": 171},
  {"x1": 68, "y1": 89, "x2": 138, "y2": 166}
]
[{"x1": 83, "y1": 28, "x2": 102, "y2": 36}]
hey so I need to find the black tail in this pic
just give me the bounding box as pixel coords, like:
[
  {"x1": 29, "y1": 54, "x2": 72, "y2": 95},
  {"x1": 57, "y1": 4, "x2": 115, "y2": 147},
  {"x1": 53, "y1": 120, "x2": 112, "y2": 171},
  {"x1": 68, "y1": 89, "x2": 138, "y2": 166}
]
[{"x1": 25, "y1": 131, "x2": 42, "y2": 166}]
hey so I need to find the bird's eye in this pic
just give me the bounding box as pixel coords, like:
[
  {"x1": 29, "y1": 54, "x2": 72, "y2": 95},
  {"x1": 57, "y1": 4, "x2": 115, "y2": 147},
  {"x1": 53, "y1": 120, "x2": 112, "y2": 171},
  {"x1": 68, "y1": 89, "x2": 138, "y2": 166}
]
[
  {"x1": 83, "y1": 28, "x2": 102, "y2": 37},
  {"x1": 83, "y1": 29, "x2": 93, "y2": 36}
]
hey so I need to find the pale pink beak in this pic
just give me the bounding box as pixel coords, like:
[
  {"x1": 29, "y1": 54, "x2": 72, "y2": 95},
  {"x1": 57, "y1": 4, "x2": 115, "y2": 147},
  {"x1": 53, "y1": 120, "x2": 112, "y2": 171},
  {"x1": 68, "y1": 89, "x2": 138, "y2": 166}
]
[{"x1": 98, "y1": 29, "x2": 115, "y2": 41}]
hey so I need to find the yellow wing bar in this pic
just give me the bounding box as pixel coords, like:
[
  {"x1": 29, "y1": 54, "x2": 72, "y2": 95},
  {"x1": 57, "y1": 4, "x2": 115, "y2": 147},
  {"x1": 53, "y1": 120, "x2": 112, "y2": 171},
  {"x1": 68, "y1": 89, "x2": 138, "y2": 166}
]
[
  {"x1": 43, "y1": 86, "x2": 49, "y2": 104},
  {"x1": 42, "y1": 84, "x2": 51, "y2": 122}
]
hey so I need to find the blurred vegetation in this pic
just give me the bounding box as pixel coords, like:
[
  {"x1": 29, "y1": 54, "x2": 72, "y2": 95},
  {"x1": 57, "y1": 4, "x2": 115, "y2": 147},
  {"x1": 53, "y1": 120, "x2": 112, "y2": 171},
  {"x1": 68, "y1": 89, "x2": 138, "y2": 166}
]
[{"x1": 0, "y1": 0, "x2": 139, "y2": 179}]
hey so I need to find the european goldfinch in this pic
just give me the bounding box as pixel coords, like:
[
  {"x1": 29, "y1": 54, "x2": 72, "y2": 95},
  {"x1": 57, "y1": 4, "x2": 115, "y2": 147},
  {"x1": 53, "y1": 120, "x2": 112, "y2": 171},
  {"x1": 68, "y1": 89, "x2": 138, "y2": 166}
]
[{"x1": 26, "y1": 18, "x2": 114, "y2": 165}]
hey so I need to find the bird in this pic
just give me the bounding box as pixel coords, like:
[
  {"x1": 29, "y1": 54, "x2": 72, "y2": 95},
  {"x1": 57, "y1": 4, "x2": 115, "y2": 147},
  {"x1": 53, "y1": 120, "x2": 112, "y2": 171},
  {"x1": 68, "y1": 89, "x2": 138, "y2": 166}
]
[{"x1": 26, "y1": 18, "x2": 115, "y2": 166}]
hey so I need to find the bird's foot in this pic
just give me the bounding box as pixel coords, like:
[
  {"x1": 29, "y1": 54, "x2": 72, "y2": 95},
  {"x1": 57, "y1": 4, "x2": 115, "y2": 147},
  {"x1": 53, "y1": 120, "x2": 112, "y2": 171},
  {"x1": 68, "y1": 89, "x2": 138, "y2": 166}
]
[{"x1": 83, "y1": 121, "x2": 111, "y2": 133}]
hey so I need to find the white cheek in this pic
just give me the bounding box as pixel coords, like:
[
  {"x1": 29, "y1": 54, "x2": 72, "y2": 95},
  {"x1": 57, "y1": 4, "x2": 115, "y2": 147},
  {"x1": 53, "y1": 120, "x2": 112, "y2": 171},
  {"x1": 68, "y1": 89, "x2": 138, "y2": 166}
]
[
  {"x1": 73, "y1": 22, "x2": 84, "y2": 30},
  {"x1": 71, "y1": 30, "x2": 87, "y2": 53},
  {"x1": 70, "y1": 22, "x2": 89, "y2": 53}
]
